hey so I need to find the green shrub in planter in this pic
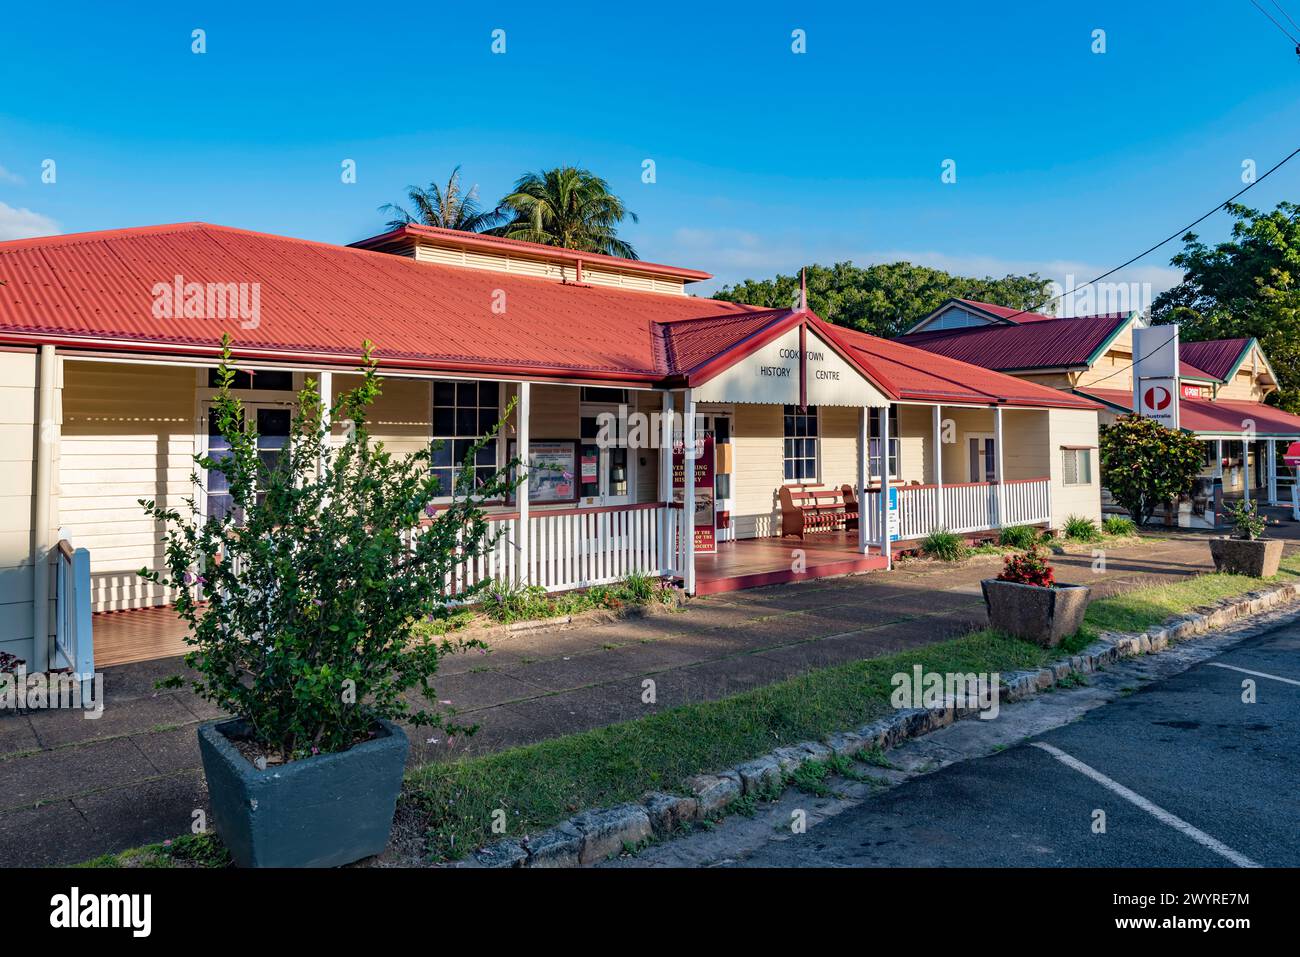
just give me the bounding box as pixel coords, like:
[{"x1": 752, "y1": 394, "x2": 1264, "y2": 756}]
[
  {"x1": 1209, "y1": 500, "x2": 1282, "y2": 577},
  {"x1": 141, "y1": 337, "x2": 518, "y2": 866},
  {"x1": 921, "y1": 528, "x2": 967, "y2": 561},
  {"x1": 1223, "y1": 499, "x2": 1269, "y2": 540}
]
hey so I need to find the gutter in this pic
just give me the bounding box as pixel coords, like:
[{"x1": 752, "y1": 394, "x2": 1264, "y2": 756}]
[{"x1": 0, "y1": 330, "x2": 669, "y2": 387}]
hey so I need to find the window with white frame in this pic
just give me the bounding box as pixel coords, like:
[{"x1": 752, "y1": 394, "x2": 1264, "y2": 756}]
[
  {"x1": 1062, "y1": 447, "x2": 1093, "y2": 486},
  {"x1": 783, "y1": 405, "x2": 818, "y2": 481},
  {"x1": 431, "y1": 380, "x2": 499, "y2": 498},
  {"x1": 869, "y1": 406, "x2": 900, "y2": 480}
]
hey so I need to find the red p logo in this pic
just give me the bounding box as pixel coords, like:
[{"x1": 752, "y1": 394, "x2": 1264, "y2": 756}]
[{"x1": 1143, "y1": 386, "x2": 1171, "y2": 412}]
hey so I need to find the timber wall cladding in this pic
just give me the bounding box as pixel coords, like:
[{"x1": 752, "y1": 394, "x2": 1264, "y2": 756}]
[
  {"x1": 59, "y1": 361, "x2": 196, "y2": 612},
  {"x1": 412, "y1": 243, "x2": 687, "y2": 296},
  {"x1": 1048, "y1": 407, "x2": 1101, "y2": 527},
  {"x1": 0, "y1": 351, "x2": 48, "y2": 660},
  {"x1": 332, "y1": 374, "x2": 431, "y2": 456}
]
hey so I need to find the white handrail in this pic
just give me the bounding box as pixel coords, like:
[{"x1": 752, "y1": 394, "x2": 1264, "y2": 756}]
[{"x1": 422, "y1": 503, "x2": 685, "y2": 596}]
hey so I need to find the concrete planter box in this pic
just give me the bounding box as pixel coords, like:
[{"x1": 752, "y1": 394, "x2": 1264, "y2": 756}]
[
  {"x1": 981, "y1": 579, "x2": 1091, "y2": 648},
  {"x1": 1209, "y1": 537, "x2": 1283, "y2": 578},
  {"x1": 197, "y1": 717, "x2": 408, "y2": 868}
]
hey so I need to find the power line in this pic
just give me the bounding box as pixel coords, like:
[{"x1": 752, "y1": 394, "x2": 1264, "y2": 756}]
[
  {"x1": 997, "y1": 144, "x2": 1300, "y2": 323},
  {"x1": 1248, "y1": 0, "x2": 1300, "y2": 45},
  {"x1": 1077, "y1": 333, "x2": 1175, "y2": 392},
  {"x1": 1270, "y1": 0, "x2": 1300, "y2": 34}
]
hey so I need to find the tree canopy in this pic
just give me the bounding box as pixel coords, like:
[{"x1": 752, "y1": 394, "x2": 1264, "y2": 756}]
[
  {"x1": 711, "y1": 261, "x2": 1054, "y2": 339},
  {"x1": 495, "y1": 166, "x2": 639, "y2": 259},
  {"x1": 381, "y1": 165, "x2": 640, "y2": 259},
  {"x1": 1152, "y1": 201, "x2": 1300, "y2": 410},
  {"x1": 377, "y1": 165, "x2": 507, "y2": 233}
]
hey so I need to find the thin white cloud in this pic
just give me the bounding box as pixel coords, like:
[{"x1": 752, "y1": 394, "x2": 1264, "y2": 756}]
[
  {"x1": 670, "y1": 227, "x2": 804, "y2": 274},
  {"x1": 0, "y1": 202, "x2": 59, "y2": 241},
  {"x1": 0, "y1": 165, "x2": 23, "y2": 185}
]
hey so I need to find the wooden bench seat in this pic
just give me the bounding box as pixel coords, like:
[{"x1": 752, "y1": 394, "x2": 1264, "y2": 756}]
[{"x1": 779, "y1": 484, "x2": 849, "y2": 539}]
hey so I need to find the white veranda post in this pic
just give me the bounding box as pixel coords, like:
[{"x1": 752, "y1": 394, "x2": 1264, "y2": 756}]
[
  {"x1": 317, "y1": 370, "x2": 332, "y2": 479},
  {"x1": 32, "y1": 345, "x2": 56, "y2": 672},
  {"x1": 1244, "y1": 438, "x2": 1251, "y2": 507},
  {"x1": 878, "y1": 403, "x2": 891, "y2": 569},
  {"x1": 516, "y1": 381, "x2": 530, "y2": 585},
  {"x1": 659, "y1": 390, "x2": 675, "y2": 576},
  {"x1": 857, "y1": 408, "x2": 869, "y2": 555},
  {"x1": 994, "y1": 405, "x2": 1006, "y2": 527},
  {"x1": 682, "y1": 389, "x2": 697, "y2": 594},
  {"x1": 1268, "y1": 439, "x2": 1278, "y2": 506},
  {"x1": 932, "y1": 404, "x2": 945, "y2": 530}
]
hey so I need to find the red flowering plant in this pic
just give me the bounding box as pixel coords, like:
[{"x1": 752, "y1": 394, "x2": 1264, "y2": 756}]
[{"x1": 997, "y1": 545, "x2": 1056, "y2": 588}]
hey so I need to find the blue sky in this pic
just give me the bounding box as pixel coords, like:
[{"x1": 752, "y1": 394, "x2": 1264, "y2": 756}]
[{"x1": 2, "y1": 1, "x2": 1299, "y2": 304}]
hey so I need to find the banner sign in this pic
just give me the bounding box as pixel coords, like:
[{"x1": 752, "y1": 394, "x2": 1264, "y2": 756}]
[
  {"x1": 673, "y1": 431, "x2": 716, "y2": 553},
  {"x1": 1132, "y1": 325, "x2": 1180, "y2": 430}
]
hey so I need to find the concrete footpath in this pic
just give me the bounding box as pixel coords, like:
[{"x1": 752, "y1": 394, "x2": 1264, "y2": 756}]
[{"x1": 0, "y1": 535, "x2": 1219, "y2": 865}]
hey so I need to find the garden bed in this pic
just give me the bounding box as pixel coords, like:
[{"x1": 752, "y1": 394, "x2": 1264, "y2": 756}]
[{"x1": 413, "y1": 573, "x2": 684, "y2": 642}]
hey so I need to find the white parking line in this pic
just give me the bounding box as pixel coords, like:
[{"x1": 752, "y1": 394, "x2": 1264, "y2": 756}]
[
  {"x1": 1206, "y1": 662, "x2": 1300, "y2": 687},
  {"x1": 1030, "y1": 742, "x2": 1260, "y2": 868}
]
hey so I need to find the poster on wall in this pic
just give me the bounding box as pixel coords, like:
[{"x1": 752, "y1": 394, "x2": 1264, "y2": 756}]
[
  {"x1": 507, "y1": 439, "x2": 578, "y2": 504},
  {"x1": 673, "y1": 431, "x2": 716, "y2": 553}
]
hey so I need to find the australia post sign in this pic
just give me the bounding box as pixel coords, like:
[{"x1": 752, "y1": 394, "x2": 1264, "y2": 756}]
[{"x1": 1132, "y1": 325, "x2": 1180, "y2": 430}]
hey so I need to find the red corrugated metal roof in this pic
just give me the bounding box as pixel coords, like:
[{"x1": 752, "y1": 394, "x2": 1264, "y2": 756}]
[
  {"x1": 1178, "y1": 338, "x2": 1252, "y2": 382},
  {"x1": 1179, "y1": 359, "x2": 1218, "y2": 381},
  {"x1": 0, "y1": 221, "x2": 1101, "y2": 411},
  {"x1": 898, "y1": 313, "x2": 1131, "y2": 371},
  {"x1": 0, "y1": 222, "x2": 760, "y2": 379},
  {"x1": 822, "y1": 322, "x2": 1101, "y2": 410},
  {"x1": 657, "y1": 309, "x2": 790, "y2": 374},
  {"x1": 1079, "y1": 388, "x2": 1300, "y2": 436}
]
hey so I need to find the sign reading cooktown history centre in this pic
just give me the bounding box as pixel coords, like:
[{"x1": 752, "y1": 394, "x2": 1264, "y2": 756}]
[{"x1": 691, "y1": 325, "x2": 889, "y2": 407}]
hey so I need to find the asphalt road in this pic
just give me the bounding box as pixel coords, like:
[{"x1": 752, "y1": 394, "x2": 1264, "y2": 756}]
[{"x1": 732, "y1": 619, "x2": 1300, "y2": 868}]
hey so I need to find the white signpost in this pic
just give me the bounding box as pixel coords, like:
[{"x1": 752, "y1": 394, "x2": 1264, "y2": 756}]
[{"x1": 1132, "y1": 325, "x2": 1180, "y2": 430}]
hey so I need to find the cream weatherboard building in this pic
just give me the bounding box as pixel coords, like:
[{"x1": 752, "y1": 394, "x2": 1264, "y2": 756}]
[
  {"x1": 0, "y1": 224, "x2": 1101, "y2": 670},
  {"x1": 903, "y1": 298, "x2": 1300, "y2": 508}
]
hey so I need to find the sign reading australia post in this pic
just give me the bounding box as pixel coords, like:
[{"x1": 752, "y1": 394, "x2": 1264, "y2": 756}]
[{"x1": 1132, "y1": 325, "x2": 1180, "y2": 430}]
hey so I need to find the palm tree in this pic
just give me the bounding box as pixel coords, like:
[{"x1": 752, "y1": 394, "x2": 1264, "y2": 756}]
[
  {"x1": 378, "y1": 166, "x2": 506, "y2": 233},
  {"x1": 495, "y1": 166, "x2": 639, "y2": 259}
]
